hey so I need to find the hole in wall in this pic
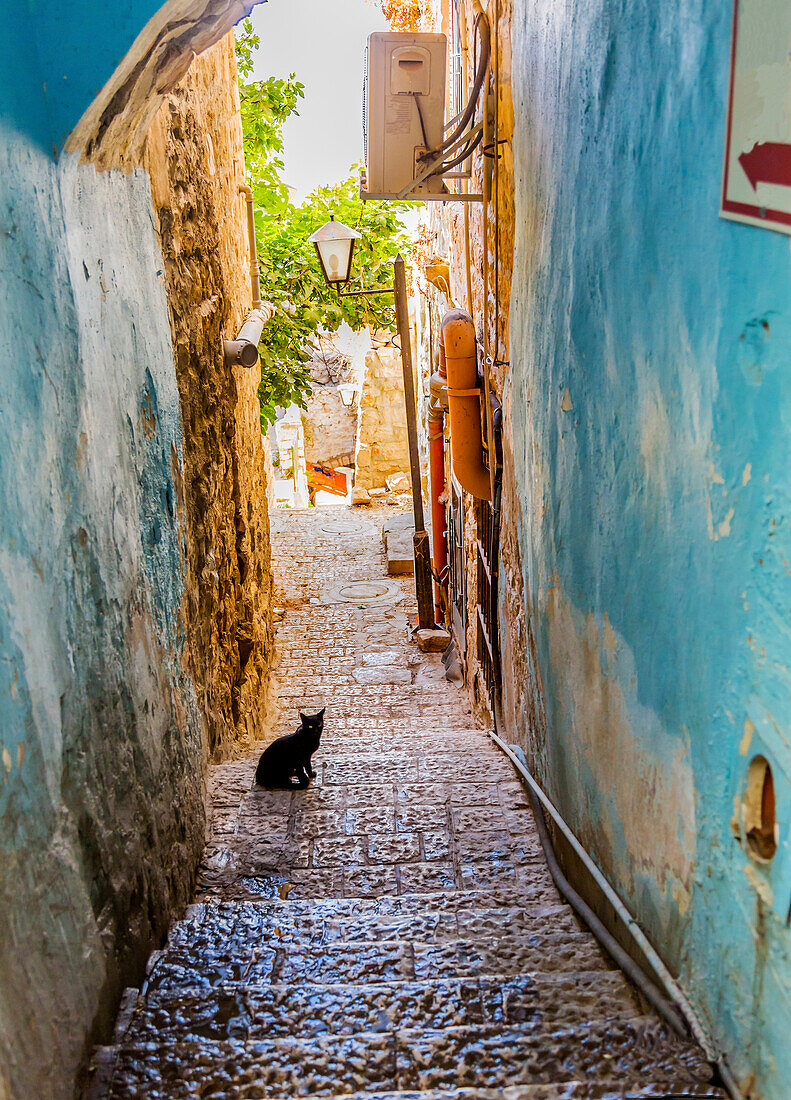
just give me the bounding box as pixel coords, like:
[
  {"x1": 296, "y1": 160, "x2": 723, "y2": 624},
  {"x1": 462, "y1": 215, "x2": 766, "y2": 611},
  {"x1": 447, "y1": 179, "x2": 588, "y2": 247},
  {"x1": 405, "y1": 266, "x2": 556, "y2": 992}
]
[{"x1": 741, "y1": 755, "x2": 777, "y2": 863}]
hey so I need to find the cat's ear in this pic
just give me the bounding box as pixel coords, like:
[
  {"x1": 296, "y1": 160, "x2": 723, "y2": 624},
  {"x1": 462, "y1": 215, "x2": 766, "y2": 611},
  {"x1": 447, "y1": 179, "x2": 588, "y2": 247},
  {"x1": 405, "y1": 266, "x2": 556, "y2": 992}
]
[
  {"x1": 299, "y1": 712, "x2": 306, "y2": 721},
  {"x1": 319, "y1": 707, "x2": 326, "y2": 717}
]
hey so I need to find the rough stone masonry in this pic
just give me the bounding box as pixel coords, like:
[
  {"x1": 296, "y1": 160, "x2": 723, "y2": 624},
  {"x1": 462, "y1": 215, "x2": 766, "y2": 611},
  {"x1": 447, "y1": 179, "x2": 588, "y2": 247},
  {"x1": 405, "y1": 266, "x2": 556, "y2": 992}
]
[{"x1": 88, "y1": 507, "x2": 723, "y2": 1098}]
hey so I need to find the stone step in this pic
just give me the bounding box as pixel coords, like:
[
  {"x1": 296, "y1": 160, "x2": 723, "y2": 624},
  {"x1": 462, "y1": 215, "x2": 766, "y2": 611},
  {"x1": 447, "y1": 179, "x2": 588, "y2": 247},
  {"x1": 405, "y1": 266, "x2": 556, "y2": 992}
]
[
  {"x1": 262, "y1": 1088, "x2": 724, "y2": 1100},
  {"x1": 211, "y1": 785, "x2": 531, "y2": 818},
  {"x1": 198, "y1": 833, "x2": 548, "y2": 879},
  {"x1": 146, "y1": 929, "x2": 614, "y2": 994},
  {"x1": 167, "y1": 897, "x2": 584, "y2": 950},
  {"x1": 122, "y1": 971, "x2": 645, "y2": 1045},
  {"x1": 194, "y1": 866, "x2": 561, "y2": 902},
  {"x1": 196, "y1": 858, "x2": 560, "y2": 905},
  {"x1": 183, "y1": 889, "x2": 574, "y2": 920},
  {"x1": 210, "y1": 755, "x2": 517, "y2": 791},
  {"x1": 98, "y1": 1020, "x2": 717, "y2": 1098}
]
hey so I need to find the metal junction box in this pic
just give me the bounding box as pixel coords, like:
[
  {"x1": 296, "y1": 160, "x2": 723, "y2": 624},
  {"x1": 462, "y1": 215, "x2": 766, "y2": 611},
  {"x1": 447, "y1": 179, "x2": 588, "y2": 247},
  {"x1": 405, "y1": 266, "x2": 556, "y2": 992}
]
[{"x1": 362, "y1": 32, "x2": 448, "y2": 200}]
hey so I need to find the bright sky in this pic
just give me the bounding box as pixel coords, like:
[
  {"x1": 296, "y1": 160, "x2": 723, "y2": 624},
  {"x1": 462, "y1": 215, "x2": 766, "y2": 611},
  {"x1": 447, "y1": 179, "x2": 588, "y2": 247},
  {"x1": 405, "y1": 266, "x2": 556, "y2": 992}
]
[{"x1": 248, "y1": 0, "x2": 389, "y2": 203}]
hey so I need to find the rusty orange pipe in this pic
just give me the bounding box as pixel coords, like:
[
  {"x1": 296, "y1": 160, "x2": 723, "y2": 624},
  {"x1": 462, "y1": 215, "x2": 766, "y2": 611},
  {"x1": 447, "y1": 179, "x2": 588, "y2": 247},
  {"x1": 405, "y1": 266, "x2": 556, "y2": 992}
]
[
  {"x1": 441, "y1": 308, "x2": 492, "y2": 501},
  {"x1": 428, "y1": 345, "x2": 447, "y2": 624}
]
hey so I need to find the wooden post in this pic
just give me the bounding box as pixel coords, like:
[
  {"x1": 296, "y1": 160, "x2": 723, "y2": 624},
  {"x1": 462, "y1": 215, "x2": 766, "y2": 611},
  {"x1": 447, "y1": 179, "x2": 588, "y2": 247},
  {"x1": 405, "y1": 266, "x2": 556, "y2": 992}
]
[{"x1": 393, "y1": 253, "x2": 435, "y2": 630}]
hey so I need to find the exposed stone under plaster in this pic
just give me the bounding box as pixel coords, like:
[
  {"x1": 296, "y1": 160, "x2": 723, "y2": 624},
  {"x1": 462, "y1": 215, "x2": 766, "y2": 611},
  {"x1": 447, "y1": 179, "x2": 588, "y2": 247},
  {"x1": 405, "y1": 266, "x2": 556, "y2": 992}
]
[{"x1": 143, "y1": 33, "x2": 275, "y2": 756}]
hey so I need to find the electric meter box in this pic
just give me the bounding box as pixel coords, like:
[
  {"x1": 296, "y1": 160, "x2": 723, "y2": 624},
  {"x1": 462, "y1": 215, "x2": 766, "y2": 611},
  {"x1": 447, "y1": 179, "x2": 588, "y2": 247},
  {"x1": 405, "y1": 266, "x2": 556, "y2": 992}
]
[{"x1": 362, "y1": 32, "x2": 448, "y2": 200}]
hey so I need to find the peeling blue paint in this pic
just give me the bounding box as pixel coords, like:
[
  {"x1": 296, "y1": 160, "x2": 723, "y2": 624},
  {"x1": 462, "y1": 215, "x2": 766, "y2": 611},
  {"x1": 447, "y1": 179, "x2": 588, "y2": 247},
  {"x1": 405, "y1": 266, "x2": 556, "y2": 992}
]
[
  {"x1": 0, "y1": 121, "x2": 203, "y2": 1098},
  {"x1": 509, "y1": 0, "x2": 791, "y2": 1094}
]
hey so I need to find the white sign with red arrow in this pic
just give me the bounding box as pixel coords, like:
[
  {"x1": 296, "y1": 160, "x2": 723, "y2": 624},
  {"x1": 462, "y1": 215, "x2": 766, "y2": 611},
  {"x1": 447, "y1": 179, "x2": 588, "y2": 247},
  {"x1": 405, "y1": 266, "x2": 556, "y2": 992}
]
[{"x1": 721, "y1": 0, "x2": 791, "y2": 236}]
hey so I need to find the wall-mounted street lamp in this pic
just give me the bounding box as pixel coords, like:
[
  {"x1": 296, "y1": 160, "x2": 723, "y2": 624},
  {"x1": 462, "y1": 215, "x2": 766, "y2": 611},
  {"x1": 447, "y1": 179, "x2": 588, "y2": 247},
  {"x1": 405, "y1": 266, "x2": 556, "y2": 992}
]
[
  {"x1": 308, "y1": 216, "x2": 438, "y2": 638},
  {"x1": 307, "y1": 215, "x2": 361, "y2": 287}
]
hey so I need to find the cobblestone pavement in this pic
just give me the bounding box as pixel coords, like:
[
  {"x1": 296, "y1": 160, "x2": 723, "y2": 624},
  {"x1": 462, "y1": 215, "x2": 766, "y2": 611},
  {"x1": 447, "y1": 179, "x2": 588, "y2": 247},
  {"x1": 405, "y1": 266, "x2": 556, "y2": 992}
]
[{"x1": 92, "y1": 508, "x2": 723, "y2": 1098}]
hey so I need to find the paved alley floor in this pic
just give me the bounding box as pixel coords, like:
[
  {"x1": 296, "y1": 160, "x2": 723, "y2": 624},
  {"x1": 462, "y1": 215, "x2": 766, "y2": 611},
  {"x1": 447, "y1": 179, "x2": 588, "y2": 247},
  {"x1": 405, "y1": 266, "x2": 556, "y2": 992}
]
[{"x1": 93, "y1": 507, "x2": 723, "y2": 1098}]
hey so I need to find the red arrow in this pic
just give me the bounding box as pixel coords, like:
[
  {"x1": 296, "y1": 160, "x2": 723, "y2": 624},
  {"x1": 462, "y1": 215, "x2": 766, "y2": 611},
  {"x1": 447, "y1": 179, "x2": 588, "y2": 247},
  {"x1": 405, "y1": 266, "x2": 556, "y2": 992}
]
[{"x1": 739, "y1": 142, "x2": 791, "y2": 190}]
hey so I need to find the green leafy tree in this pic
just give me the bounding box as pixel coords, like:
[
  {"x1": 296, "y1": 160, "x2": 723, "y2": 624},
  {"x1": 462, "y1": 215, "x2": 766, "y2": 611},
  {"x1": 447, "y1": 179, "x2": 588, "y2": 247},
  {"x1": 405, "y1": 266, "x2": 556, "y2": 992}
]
[{"x1": 234, "y1": 20, "x2": 414, "y2": 428}]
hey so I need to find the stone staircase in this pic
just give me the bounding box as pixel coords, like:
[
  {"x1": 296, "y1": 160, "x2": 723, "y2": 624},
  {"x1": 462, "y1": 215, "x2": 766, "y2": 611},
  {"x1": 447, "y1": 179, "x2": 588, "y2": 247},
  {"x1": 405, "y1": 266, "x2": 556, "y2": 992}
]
[
  {"x1": 88, "y1": 510, "x2": 724, "y2": 1098},
  {"x1": 90, "y1": 745, "x2": 722, "y2": 1099}
]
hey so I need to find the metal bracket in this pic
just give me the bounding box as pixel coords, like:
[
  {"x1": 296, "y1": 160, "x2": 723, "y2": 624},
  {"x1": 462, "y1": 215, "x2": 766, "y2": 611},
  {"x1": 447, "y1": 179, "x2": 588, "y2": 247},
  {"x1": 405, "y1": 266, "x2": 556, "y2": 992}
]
[{"x1": 397, "y1": 121, "x2": 484, "y2": 199}]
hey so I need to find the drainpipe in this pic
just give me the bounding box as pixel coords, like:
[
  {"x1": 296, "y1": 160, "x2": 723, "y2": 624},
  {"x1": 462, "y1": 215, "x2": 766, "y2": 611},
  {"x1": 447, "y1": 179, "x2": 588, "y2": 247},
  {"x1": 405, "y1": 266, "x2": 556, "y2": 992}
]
[
  {"x1": 223, "y1": 308, "x2": 271, "y2": 368},
  {"x1": 238, "y1": 184, "x2": 262, "y2": 308},
  {"x1": 224, "y1": 185, "x2": 272, "y2": 368},
  {"x1": 428, "y1": 342, "x2": 449, "y2": 624},
  {"x1": 441, "y1": 308, "x2": 491, "y2": 501}
]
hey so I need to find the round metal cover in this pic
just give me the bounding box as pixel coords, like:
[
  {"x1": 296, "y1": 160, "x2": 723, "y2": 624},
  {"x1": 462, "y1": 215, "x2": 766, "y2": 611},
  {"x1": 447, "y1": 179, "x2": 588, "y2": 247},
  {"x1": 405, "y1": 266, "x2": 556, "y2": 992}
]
[
  {"x1": 316, "y1": 516, "x2": 364, "y2": 538},
  {"x1": 323, "y1": 578, "x2": 403, "y2": 607}
]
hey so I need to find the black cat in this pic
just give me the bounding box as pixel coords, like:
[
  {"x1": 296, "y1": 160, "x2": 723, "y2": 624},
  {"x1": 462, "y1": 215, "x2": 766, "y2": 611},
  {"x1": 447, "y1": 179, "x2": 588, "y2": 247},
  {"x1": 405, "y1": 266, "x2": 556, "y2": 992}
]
[{"x1": 255, "y1": 708, "x2": 325, "y2": 789}]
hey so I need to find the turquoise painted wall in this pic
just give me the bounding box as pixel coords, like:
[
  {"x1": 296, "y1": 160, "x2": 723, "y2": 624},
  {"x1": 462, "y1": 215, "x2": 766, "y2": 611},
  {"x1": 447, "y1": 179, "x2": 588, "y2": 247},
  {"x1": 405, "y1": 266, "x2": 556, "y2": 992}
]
[
  {"x1": 0, "y1": 7, "x2": 208, "y2": 1095},
  {"x1": 0, "y1": 130, "x2": 207, "y2": 1099},
  {"x1": 508, "y1": 0, "x2": 791, "y2": 1094},
  {"x1": 4, "y1": 0, "x2": 163, "y2": 150}
]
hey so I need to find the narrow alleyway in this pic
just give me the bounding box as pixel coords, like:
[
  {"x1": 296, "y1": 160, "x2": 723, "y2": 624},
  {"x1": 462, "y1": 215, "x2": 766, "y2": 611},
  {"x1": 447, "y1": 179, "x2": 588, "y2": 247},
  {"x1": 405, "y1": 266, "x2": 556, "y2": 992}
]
[{"x1": 92, "y1": 508, "x2": 722, "y2": 1098}]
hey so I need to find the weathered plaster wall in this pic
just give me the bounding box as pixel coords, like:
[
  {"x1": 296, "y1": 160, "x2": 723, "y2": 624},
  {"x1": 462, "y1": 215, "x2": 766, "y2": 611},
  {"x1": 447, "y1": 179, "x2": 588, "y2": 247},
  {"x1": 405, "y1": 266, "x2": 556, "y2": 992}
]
[
  {"x1": 0, "y1": 0, "x2": 259, "y2": 161},
  {"x1": 0, "y1": 17, "x2": 274, "y2": 1100},
  {"x1": 0, "y1": 144, "x2": 205, "y2": 1100},
  {"x1": 509, "y1": 0, "x2": 791, "y2": 1094},
  {"x1": 144, "y1": 34, "x2": 275, "y2": 755}
]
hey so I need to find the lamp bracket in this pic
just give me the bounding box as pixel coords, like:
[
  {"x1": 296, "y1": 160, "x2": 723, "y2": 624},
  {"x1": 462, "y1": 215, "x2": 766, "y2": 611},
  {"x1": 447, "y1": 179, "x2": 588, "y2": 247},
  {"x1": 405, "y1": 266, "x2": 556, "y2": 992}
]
[{"x1": 337, "y1": 286, "x2": 394, "y2": 298}]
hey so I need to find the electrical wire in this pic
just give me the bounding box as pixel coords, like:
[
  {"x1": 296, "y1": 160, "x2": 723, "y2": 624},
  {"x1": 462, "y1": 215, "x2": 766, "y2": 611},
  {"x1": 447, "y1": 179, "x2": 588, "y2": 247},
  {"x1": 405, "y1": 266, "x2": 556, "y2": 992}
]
[
  {"x1": 413, "y1": 93, "x2": 430, "y2": 150},
  {"x1": 419, "y1": 13, "x2": 489, "y2": 163},
  {"x1": 432, "y1": 129, "x2": 483, "y2": 175}
]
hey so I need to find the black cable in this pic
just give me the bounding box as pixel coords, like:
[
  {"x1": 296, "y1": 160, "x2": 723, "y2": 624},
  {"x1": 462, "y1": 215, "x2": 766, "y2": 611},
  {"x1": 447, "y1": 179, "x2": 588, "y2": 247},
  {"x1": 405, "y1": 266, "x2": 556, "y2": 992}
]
[
  {"x1": 413, "y1": 93, "x2": 429, "y2": 150},
  {"x1": 432, "y1": 129, "x2": 483, "y2": 175},
  {"x1": 419, "y1": 12, "x2": 490, "y2": 163}
]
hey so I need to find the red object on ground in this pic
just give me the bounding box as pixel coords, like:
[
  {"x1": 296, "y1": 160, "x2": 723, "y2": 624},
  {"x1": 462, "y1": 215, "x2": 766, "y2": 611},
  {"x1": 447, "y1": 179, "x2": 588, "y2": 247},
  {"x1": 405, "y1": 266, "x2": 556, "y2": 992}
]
[{"x1": 307, "y1": 464, "x2": 348, "y2": 502}]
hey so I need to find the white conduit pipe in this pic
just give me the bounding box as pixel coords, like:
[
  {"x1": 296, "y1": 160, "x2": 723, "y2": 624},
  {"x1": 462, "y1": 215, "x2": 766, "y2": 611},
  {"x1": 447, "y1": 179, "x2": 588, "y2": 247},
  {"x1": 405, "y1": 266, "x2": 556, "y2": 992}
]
[{"x1": 488, "y1": 729, "x2": 743, "y2": 1100}]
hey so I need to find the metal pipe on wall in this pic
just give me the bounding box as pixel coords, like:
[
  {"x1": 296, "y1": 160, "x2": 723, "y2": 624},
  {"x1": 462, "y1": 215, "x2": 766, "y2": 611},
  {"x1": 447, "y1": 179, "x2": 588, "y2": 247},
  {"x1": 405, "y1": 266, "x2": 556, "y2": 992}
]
[
  {"x1": 442, "y1": 308, "x2": 491, "y2": 501},
  {"x1": 487, "y1": 731, "x2": 743, "y2": 1100},
  {"x1": 238, "y1": 184, "x2": 262, "y2": 308},
  {"x1": 223, "y1": 306, "x2": 272, "y2": 369},
  {"x1": 394, "y1": 253, "x2": 435, "y2": 630},
  {"x1": 428, "y1": 340, "x2": 448, "y2": 624}
]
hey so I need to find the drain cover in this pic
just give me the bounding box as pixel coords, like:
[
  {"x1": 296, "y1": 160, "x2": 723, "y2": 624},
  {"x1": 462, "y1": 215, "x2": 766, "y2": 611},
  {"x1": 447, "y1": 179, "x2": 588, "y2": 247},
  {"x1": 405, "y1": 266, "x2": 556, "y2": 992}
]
[
  {"x1": 316, "y1": 517, "x2": 362, "y2": 538},
  {"x1": 323, "y1": 578, "x2": 403, "y2": 607}
]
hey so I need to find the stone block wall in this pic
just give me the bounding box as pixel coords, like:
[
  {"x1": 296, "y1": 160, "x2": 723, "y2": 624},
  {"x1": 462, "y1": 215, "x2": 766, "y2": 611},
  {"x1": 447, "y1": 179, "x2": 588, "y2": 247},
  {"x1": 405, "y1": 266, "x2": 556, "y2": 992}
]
[
  {"x1": 407, "y1": 0, "x2": 517, "y2": 727},
  {"x1": 303, "y1": 387, "x2": 358, "y2": 469},
  {"x1": 144, "y1": 34, "x2": 275, "y2": 756},
  {"x1": 354, "y1": 345, "x2": 413, "y2": 490},
  {"x1": 272, "y1": 406, "x2": 310, "y2": 508}
]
